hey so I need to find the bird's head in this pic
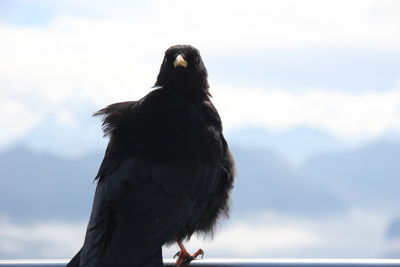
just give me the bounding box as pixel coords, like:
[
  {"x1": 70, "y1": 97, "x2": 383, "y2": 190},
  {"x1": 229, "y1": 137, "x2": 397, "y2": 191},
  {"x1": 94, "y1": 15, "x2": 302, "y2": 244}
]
[{"x1": 155, "y1": 45, "x2": 210, "y2": 97}]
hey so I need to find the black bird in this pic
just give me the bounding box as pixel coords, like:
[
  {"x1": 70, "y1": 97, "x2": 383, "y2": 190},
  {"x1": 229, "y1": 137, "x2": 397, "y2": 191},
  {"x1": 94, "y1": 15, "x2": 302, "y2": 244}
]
[{"x1": 67, "y1": 45, "x2": 235, "y2": 267}]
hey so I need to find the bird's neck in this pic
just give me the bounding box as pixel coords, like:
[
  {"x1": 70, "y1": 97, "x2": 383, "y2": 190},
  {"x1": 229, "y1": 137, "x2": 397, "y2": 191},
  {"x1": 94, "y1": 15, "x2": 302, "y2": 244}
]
[{"x1": 163, "y1": 82, "x2": 210, "y2": 102}]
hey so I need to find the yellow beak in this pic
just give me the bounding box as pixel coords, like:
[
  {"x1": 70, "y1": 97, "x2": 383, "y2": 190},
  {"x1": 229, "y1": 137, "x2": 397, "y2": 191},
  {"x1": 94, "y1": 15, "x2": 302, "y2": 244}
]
[{"x1": 174, "y1": 54, "x2": 188, "y2": 68}]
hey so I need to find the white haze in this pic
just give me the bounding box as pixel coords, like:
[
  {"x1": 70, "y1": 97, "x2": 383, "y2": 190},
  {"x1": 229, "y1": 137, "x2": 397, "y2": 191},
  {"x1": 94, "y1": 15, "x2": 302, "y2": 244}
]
[{"x1": 0, "y1": 209, "x2": 394, "y2": 259}]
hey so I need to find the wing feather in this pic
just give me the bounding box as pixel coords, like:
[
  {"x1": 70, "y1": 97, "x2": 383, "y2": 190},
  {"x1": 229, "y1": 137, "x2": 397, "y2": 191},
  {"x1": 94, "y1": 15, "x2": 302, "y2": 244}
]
[{"x1": 80, "y1": 155, "x2": 224, "y2": 266}]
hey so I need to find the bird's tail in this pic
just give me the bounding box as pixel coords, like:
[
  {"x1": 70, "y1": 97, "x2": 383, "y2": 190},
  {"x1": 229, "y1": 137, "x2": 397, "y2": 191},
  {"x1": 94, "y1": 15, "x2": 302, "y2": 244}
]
[
  {"x1": 139, "y1": 248, "x2": 163, "y2": 267},
  {"x1": 66, "y1": 248, "x2": 81, "y2": 267},
  {"x1": 66, "y1": 246, "x2": 163, "y2": 267}
]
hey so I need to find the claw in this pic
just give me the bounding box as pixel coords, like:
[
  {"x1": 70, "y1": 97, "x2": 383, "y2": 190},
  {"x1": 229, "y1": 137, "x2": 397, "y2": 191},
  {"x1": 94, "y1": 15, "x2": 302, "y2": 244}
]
[
  {"x1": 174, "y1": 240, "x2": 205, "y2": 266},
  {"x1": 199, "y1": 250, "x2": 204, "y2": 259},
  {"x1": 174, "y1": 248, "x2": 204, "y2": 266},
  {"x1": 193, "y1": 248, "x2": 204, "y2": 259},
  {"x1": 173, "y1": 251, "x2": 180, "y2": 259}
]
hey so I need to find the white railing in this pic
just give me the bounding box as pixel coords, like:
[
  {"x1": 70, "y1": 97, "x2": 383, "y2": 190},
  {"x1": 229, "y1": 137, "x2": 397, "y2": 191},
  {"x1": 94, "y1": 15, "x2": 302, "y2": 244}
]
[{"x1": 0, "y1": 259, "x2": 399, "y2": 267}]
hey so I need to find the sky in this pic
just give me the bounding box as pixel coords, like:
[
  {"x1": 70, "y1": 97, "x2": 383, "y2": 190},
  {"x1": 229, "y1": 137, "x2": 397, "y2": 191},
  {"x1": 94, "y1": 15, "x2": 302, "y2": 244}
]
[
  {"x1": 0, "y1": 209, "x2": 393, "y2": 259},
  {"x1": 0, "y1": 0, "x2": 400, "y2": 260},
  {"x1": 0, "y1": 0, "x2": 400, "y2": 150}
]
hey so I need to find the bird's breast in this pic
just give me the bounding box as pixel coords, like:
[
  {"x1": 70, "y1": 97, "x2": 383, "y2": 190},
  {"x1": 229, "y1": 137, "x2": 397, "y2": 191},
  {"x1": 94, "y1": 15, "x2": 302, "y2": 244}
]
[{"x1": 113, "y1": 94, "x2": 223, "y2": 164}]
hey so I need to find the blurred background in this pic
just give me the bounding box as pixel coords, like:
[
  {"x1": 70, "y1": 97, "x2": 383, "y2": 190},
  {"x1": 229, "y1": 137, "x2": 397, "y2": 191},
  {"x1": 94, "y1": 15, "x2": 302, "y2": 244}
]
[{"x1": 0, "y1": 0, "x2": 400, "y2": 260}]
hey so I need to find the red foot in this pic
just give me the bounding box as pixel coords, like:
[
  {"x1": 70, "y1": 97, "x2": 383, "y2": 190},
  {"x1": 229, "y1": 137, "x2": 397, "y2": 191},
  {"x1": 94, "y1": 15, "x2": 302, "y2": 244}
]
[{"x1": 173, "y1": 248, "x2": 204, "y2": 266}]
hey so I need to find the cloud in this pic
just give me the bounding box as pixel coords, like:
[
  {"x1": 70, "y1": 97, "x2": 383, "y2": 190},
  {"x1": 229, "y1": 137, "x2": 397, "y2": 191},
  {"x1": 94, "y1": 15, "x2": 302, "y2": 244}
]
[
  {"x1": 163, "y1": 209, "x2": 390, "y2": 258},
  {"x1": 0, "y1": 209, "x2": 391, "y2": 259},
  {"x1": 0, "y1": 98, "x2": 41, "y2": 146},
  {"x1": 0, "y1": 0, "x2": 399, "y2": 147},
  {"x1": 4, "y1": 0, "x2": 399, "y2": 51},
  {"x1": 184, "y1": 223, "x2": 320, "y2": 255},
  {"x1": 2, "y1": 82, "x2": 400, "y2": 147},
  {"x1": 213, "y1": 85, "x2": 400, "y2": 140},
  {"x1": 0, "y1": 217, "x2": 85, "y2": 258}
]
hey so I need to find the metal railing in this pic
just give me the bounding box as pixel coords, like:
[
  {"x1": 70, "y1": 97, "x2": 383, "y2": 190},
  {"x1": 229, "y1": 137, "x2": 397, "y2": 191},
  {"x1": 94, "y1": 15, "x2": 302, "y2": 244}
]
[{"x1": 0, "y1": 259, "x2": 399, "y2": 267}]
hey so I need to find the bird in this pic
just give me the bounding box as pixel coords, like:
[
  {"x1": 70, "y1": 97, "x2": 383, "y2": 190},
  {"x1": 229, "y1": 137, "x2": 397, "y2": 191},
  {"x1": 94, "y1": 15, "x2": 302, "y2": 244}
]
[{"x1": 66, "y1": 44, "x2": 235, "y2": 267}]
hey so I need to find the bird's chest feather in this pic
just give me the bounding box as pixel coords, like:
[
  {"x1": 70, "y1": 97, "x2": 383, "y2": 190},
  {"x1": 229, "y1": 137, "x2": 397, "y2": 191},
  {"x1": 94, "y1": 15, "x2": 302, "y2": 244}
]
[{"x1": 113, "y1": 92, "x2": 222, "y2": 164}]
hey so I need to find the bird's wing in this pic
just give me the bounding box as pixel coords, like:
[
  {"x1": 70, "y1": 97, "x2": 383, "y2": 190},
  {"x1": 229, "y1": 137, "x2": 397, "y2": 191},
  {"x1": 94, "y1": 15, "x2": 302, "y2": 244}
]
[
  {"x1": 80, "y1": 155, "x2": 222, "y2": 266},
  {"x1": 93, "y1": 100, "x2": 138, "y2": 137}
]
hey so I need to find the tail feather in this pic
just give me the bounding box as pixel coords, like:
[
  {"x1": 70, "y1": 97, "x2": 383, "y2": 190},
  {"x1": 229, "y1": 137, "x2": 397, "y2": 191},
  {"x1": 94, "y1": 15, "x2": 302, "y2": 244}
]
[
  {"x1": 140, "y1": 248, "x2": 163, "y2": 267},
  {"x1": 66, "y1": 248, "x2": 81, "y2": 267}
]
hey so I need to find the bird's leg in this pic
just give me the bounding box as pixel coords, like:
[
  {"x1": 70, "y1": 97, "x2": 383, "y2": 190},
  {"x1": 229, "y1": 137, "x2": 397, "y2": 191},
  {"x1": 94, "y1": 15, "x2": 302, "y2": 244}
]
[{"x1": 173, "y1": 240, "x2": 204, "y2": 266}]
